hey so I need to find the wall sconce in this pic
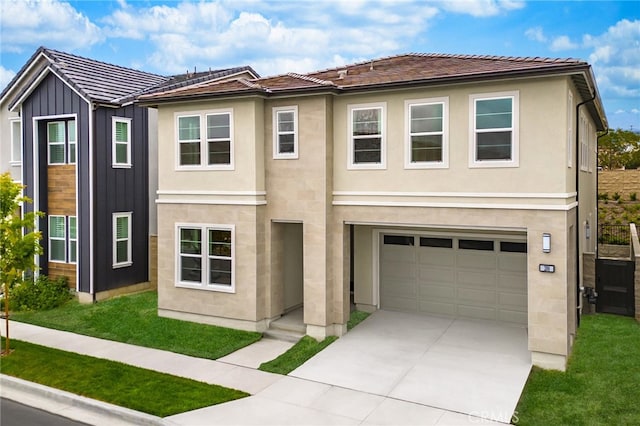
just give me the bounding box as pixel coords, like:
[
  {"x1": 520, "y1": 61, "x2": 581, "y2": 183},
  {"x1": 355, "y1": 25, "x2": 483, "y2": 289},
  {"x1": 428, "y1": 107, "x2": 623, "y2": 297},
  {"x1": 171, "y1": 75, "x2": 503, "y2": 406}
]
[
  {"x1": 585, "y1": 221, "x2": 591, "y2": 240},
  {"x1": 542, "y1": 233, "x2": 551, "y2": 253}
]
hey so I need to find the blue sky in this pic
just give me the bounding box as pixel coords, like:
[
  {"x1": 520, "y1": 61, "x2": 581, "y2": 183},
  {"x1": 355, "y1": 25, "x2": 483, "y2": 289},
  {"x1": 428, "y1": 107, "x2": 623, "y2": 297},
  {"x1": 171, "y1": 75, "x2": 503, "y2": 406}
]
[{"x1": 1, "y1": 0, "x2": 638, "y2": 130}]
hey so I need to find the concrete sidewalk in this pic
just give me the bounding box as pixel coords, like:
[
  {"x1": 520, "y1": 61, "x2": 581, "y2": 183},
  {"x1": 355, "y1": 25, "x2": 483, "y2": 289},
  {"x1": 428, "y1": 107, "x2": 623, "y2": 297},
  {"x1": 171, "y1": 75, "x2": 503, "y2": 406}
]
[{"x1": 1, "y1": 321, "x2": 506, "y2": 425}]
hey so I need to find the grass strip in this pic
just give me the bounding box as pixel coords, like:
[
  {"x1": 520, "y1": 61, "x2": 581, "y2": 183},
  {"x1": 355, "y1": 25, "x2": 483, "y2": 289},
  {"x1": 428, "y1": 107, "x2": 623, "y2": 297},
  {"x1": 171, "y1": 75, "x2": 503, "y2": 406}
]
[
  {"x1": 516, "y1": 314, "x2": 640, "y2": 425},
  {"x1": 10, "y1": 291, "x2": 261, "y2": 359},
  {"x1": 0, "y1": 338, "x2": 248, "y2": 417},
  {"x1": 259, "y1": 335, "x2": 338, "y2": 375},
  {"x1": 347, "y1": 310, "x2": 370, "y2": 330}
]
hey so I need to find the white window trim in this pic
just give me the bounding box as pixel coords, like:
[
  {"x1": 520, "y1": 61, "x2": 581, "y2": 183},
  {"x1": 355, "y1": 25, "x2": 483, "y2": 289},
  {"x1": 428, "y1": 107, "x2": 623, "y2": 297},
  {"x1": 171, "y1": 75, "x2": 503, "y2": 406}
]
[
  {"x1": 175, "y1": 110, "x2": 234, "y2": 171},
  {"x1": 567, "y1": 92, "x2": 573, "y2": 168},
  {"x1": 404, "y1": 97, "x2": 449, "y2": 169},
  {"x1": 113, "y1": 212, "x2": 133, "y2": 268},
  {"x1": 68, "y1": 119, "x2": 77, "y2": 165},
  {"x1": 580, "y1": 112, "x2": 589, "y2": 172},
  {"x1": 68, "y1": 216, "x2": 77, "y2": 264},
  {"x1": 348, "y1": 102, "x2": 387, "y2": 170},
  {"x1": 468, "y1": 91, "x2": 519, "y2": 168},
  {"x1": 47, "y1": 121, "x2": 66, "y2": 165},
  {"x1": 48, "y1": 215, "x2": 66, "y2": 262},
  {"x1": 273, "y1": 106, "x2": 299, "y2": 159},
  {"x1": 175, "y1": 223, "x2": 235, "y2": 293},
  {"x1": 112, "y1": 117, "x2": 132, "y2": 168},
  {"x1": 9, "y1": 118, "x2": 22, "y2": 164}
]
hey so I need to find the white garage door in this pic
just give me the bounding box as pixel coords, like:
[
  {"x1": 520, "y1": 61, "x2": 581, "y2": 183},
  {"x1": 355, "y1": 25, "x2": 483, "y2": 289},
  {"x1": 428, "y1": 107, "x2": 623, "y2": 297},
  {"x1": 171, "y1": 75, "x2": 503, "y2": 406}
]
[{"x1": 380, "y1": 233, "x2": 527, "y2": 325}]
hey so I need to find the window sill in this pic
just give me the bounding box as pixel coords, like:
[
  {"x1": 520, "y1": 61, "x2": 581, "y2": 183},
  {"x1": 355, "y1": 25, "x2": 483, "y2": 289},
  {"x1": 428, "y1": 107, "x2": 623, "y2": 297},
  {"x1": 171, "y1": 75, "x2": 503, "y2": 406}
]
[
  {"x1": 273, "y1": 154, "x2": 299, "y2": 160},
  {"x1": 9, "y1": 161, "x2": 21, "y2": 166},
  {"x1": 405, "y1": 162, "x2": 449, "y2": 170},
  {"x1": 175, "y1": 165, "x2": 235, "y2": 171},
  {"x1": 112, "y1": 164, "x2": 132, "y2": 169},
  {"x1": 113, "y1": 262, "x2": 132, "y2": 269},
  {"x1": 176, "y1": 282, "x2": 235, "y2": 293},
  {"x1": 469, "y1": 160, "x2": 519, "y2": 169},
  {"x1": 347, "y1": 163, "x2": 387, "y2": 171}
]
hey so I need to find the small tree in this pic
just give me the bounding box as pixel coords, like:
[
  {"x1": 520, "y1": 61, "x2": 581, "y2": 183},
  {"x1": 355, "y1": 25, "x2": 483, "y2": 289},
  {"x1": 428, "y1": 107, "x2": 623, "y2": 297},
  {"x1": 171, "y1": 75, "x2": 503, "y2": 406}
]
[{"x1": 0, "y1": 173, "x2": 42, "y2": 355}]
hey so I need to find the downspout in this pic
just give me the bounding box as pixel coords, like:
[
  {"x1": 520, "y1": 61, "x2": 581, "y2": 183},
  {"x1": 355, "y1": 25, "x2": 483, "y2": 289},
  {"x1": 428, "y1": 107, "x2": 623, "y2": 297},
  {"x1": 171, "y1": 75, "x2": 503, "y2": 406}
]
[{"x1": 575, "y1": 94, "x2": 597, "y2": 327}]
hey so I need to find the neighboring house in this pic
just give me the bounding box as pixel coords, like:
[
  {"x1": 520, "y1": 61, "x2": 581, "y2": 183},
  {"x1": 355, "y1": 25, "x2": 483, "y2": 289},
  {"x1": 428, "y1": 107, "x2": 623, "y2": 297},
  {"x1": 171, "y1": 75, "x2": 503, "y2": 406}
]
[
  {"x1": 0, "y1": 46, "x2": 258, "y2": 301},
  {"x1": 140, "y1": 53, "x2": 606, "y2": 371}
]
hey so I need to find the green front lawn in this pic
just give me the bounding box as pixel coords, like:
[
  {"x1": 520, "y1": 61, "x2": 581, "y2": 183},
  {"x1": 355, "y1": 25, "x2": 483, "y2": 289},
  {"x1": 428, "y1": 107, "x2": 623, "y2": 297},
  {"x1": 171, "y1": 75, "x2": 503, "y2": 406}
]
[
  {"x1": 10, "y1": 291, "x2": 261, "y2": 359},
  {"x1": 0, "y1": 339, "x2": 248, "y2": 417},
  {"x1": 516, "y1": 314, "x2": 640, "y2": 425}
]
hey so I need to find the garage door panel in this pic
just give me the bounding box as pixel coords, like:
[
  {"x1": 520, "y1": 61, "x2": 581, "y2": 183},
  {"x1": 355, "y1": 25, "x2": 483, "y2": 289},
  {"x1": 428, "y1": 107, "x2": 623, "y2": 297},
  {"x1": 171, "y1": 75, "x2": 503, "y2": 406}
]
[
  {"x1": 498, "y1": 254, "x2": 527, "y2": 272},
  {"x1": 457, "y1": 252, "x2": 497, "y2": 269},
  {"x1": 499, "y1": 309, "x2": 528, "y2": 324},
  {"x1": 381, "y1": 280, "x2": 416, "y2": 299},
  {"x1": 498, "y1": 273, "x2": 527, "y2": 290},
  {"x1": 458, "y1": 304, "x2": 497, "y2": 321},
  {"x1": 383, "y1": 296, "x2": 418, "y2": 312},
  {"x1": 499, "y1": 291, "x2": 527, "y2": 308},
  {"x1": 457, "y1": 270, "x2": 496, "y2": 287},
  {"x1": 418, "y1": 249, "x2": 455, "y2": 266},
  {"x1": 417, "y1": 266, "x2": 455, "y2": 284},
  {"x1": 419, "y1": 283, "x2": 456, "y2": 299},
  {"x1": 418, "y1": 300, "x2": 457, "y2": 316},
  {"x1": 381, "y1": 262, "x2": 416, "y2": 280},
  {"x1": 382, "y1": 245, "x2": 415, "y2": 262},
  {"x1": 457, "y1": 287, "x2": 496, "y2": 304}
]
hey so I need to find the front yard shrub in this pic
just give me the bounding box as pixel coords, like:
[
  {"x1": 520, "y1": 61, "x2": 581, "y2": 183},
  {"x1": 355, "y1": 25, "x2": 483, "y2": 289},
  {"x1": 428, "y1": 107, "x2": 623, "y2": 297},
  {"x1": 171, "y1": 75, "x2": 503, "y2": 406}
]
[
  {"x1": 630, "y1": 192, "x2": 637, "y2": 201},
  {"x1": 613, "y1": 192, "x2": 621, "y2": 201},
  {"x1": 9, "y1": 275, "x2": 72, "y2": 311}
]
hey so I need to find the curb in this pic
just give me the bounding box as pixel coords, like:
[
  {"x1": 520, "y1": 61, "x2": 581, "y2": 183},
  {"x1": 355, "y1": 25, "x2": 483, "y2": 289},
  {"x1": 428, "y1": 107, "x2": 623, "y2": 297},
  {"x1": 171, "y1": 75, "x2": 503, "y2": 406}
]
[{"x1": 0, "y1": 374, "x2": 165, "y2": 425}]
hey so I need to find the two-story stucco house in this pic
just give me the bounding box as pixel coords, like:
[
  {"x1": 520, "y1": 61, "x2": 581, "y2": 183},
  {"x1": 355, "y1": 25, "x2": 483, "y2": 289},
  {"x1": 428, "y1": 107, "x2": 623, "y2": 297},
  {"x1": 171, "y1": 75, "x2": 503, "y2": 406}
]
[
  {"x1": 140, "y1": 53, "x2": 606, "y2": 370},
  {"x1": 0, "y1": 47, "x2": 258, "y2": 301}
]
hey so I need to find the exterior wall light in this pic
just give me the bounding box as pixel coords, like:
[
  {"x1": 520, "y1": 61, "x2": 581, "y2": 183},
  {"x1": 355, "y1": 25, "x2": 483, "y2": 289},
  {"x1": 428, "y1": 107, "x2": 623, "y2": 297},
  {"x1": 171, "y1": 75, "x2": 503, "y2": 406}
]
[
  {"x1": 585, "y1": 221, "x2": 591, "y2": 240},
  {"x1": 542, "y1": 233, "x2": 551, "y2": 253}
]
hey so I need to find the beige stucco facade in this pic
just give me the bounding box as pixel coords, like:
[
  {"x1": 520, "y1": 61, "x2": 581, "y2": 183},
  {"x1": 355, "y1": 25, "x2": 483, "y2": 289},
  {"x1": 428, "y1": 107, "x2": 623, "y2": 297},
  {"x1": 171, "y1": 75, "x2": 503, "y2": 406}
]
[{"x1": 154, "y1": 74, "x2": 600, "y2": 370}]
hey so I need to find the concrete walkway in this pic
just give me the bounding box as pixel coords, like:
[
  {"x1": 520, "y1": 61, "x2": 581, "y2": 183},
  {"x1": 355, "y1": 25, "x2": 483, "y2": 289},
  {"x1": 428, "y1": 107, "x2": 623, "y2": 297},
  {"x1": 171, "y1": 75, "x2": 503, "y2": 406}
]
[{"x1": 1, "y1": 320, "x2": 508, "y2": 425}]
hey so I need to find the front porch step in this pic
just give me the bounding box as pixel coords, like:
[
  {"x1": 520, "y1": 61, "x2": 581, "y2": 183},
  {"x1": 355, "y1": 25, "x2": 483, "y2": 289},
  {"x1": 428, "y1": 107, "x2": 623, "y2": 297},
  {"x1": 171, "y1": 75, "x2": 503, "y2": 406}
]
[{"x1": 264, "y1": 328, "x2": 304, "y2": 343}]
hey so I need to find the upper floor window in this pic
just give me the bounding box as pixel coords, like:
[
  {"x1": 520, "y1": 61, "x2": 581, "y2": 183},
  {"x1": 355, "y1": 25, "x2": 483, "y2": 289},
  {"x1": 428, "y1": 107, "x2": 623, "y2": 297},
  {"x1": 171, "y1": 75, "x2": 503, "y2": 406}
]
[
  {"x1": 176, "y1": 224, "x2": 234, "y2": 292},
  {"x1": 579, "y1": 112, "x2": 590, "y2": 172},
  {"x1": 405, "y1": 98, "x2": 449, "y2": 169},
  {"x1": 469, "y1": 92, "x2": 519, "y2": 168},
  {"x1": 47, "y1": 120, "x2": 76, "y2": 165},
  {"x1": 273, "y1": 106, "x2": 298, "y2": 159},
  {"x1": 10, "y1": 118, "x2": 21, "y2": 163},
  {"x1": 113, "y1": 117, "x2": 131, "y2": 167},
  {"x1": 113, "y1": 212, "x2": 132, "y2": 268},
  {"x1": 176, "y1": 111, "x2": 233, "y2": 169},
  {"x1": 348, "y1": 103, "x2": 386, "y2": 169}
]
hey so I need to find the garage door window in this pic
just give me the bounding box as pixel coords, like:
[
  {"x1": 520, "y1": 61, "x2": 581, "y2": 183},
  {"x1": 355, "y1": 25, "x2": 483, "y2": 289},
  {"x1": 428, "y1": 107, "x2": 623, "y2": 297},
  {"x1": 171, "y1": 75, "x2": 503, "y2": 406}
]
[
  {"x1": 459, "y1": 239, "x2": 494, "y2": 251},
  {"x1": 500, "y1": 241, "x2": 527, "y2": 253},
  {"x1": 420, "y1": 237, "x2": 453, "y2": 248},
  {"x1": 383, "y1": 235, "x2": 414, "y2": 246}
]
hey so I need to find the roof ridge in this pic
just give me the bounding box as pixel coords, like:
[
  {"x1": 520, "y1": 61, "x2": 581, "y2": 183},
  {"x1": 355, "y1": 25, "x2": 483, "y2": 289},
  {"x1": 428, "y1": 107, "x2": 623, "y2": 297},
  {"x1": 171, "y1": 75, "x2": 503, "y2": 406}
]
[
  {"x1": 287, "y1": 72, "x2": 336, "y2": 86},
  {"x1": 239, "y1": 78, "x2": 269, "y2": 92},
  {"x1": 44, "y1": 47, "x2": 166, "y2": 79},
  {"x1": 408, "y1": 52, "x2": 583, "y2": 64}
]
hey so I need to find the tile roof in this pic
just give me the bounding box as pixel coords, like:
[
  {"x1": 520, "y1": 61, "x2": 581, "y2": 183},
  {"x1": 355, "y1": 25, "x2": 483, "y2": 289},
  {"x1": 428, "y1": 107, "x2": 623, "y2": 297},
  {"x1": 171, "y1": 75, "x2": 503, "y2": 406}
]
[{"x1": 140, "y1": 53, "x2": 592, "y2": 102}]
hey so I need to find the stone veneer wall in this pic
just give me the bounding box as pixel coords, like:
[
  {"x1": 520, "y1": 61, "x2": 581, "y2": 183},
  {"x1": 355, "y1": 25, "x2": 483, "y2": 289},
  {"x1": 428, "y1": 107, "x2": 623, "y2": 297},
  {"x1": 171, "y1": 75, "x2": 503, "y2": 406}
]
[{"x1": 598, "y1": 169, "x2": 640, "y2": 198}]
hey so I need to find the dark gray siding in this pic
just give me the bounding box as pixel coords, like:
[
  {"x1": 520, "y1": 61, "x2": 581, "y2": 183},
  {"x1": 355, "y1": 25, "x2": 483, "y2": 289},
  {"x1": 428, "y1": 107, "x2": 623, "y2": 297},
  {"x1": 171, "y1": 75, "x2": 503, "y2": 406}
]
[
  {"x1": 21, "y1": 72, "x2": 91, "y2": 291},
  {"x1": 93, "y1": 105, "x2": 149, "y2": 292}
]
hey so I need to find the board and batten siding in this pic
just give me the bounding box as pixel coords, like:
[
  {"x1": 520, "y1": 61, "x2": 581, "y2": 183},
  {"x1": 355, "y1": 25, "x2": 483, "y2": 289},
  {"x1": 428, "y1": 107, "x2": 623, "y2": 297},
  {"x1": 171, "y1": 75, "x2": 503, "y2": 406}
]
[
  {"x1": 21, "y1": 72, "x2": 91, "y2": 291},
  {"x1": 92, "y1": 105, "x2": 149, "y2": 292}
]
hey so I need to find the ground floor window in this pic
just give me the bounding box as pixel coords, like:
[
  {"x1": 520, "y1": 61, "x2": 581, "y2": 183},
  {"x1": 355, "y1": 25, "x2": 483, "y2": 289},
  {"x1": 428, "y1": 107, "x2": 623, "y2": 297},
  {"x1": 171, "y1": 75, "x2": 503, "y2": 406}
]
[
  {"x1": 113, "y1": 212, "x2": 132, "y2": 268},
  {"x1": 176, "y1": 223, "x2": 234, "y2": 292},
  {"x1": 48, "y1": 215, "x2": 76, "y2": 263}
]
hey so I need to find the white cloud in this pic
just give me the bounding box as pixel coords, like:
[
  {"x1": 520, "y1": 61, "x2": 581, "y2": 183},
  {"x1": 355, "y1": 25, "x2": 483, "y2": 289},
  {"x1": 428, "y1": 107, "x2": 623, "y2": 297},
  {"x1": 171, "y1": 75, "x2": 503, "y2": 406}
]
[
  {"x1": 584, "y1": 19, "x2": 640, "y2": 99},
  {"x1": 101, "y1": 0, "x2": 440, "y2": 76},
  {"x1": 0, "y1": 0, "x2": 103, "y2": 52},
  {"x1": 549, "y1": 35, "x2": 578, "y2": 51},
  {"x1": 439, "y1": 0, "x2": 524, "y2": 17},
  {"x1": 0, "y1": 66, "x2": 17, "y2": 92},
  {"x1": 632, "y1": 109, "x2": 639, "y2": 114},
  {"x1": 525, "y1": 27, "x2": 546, "y2": 43}
]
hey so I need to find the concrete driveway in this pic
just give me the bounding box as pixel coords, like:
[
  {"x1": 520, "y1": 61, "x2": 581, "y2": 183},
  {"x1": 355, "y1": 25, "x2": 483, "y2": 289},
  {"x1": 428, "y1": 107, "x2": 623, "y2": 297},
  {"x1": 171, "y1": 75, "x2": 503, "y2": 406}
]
[{"x1": 291, "y1": 310, "x2": 532, "y2": 423}]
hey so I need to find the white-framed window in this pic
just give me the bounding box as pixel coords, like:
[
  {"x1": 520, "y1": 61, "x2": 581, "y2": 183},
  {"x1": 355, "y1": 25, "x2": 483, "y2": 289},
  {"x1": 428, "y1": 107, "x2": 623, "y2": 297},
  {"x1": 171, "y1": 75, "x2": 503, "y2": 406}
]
[
  {"x1": 469, "y1": 91, "x2": 519, "y2": 168},
  {"x1": 176, "y1": 223, "x2": 234, "y2": 292},
  {"x1": 273, "y1": 106, "x2": 298, "y2": 159},
  {"x1": 405, "y1": 97, "x2": 449, "y2": 168},
  {"x1": 69, "y1": 216, "x2": 77, "y2": 263},
  {"x1": 112, "y1": 117, "x2": 131, "y2": 167},
  {"x1": 176, "y1": 110, "x2": 233, "y2": 169},
  {"x1": 68, "y1": 119, "x2": 76, "y2": 164},
  {"x1": 567, "y1": 92, "x2": 573, "y2": 168},
  {"x1": 579, "y1": 112, "x2": 588, "y2": 171},
  {"x1": 10, "y1": 118, "x2": 21, "y2": 164},
  {"x1": 48, "y1": 121, "x2": 66, "y2": 164},
  {"x1": 588, "y1": 121, "x2": 594, "y2": 173},
  {"x1": 49, "y1": 215, "x2": 66, "y2": 262},
  {"x1": 113, "y1": 212, "x2": 132, "y2": 268},
  {"x1": 348, "y1": 103, "x2": 386, "y2": 169}
]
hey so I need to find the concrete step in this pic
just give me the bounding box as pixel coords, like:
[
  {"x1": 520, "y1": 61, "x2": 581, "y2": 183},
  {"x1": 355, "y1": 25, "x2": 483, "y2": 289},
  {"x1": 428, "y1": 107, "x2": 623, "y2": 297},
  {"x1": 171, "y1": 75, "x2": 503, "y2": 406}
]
[{"x1": 263, "y1": 328, "x2": 304, "y2": 343}]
